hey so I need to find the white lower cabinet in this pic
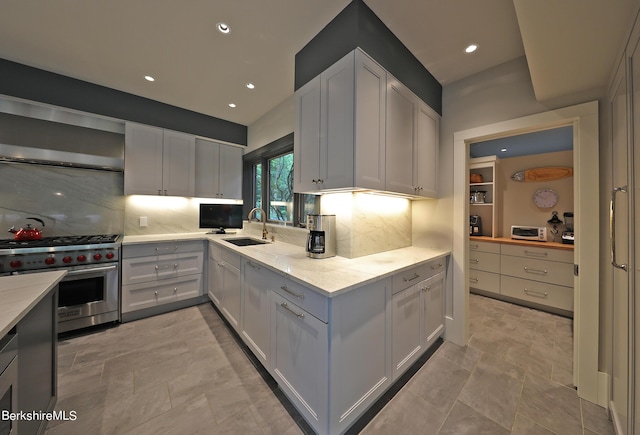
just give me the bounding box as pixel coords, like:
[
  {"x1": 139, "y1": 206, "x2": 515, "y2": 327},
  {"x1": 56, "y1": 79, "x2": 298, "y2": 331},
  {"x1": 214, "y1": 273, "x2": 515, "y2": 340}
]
[
  {"x1": 207, "y1": 243, "x2": 241, "y2": 332},
  {"x1": 423, "y1": 271, "x2": 445, "y2": 347},
  {"x1": 242, "y1": 259, "x2": 273, "y2": 365},
  {"x1": 121, "y1": 241, "x2": 204, "y2": 317},
  {"x1": 392, "y1": 279, "x2": 424, "y2": 377},
  {"x1": 271, "y1": 290, "x2": 329, "y2": 433}
]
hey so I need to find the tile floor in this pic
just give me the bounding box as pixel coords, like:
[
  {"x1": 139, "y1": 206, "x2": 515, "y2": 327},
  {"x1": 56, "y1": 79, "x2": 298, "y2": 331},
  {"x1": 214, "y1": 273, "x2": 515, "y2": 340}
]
[{"x1": 46, "y1": 294, "x2": 614, "y2": 435}]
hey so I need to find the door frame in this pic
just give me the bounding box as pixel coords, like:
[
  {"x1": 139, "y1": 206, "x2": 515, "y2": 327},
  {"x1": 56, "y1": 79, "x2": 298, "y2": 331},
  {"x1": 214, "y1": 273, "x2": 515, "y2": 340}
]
[{"x1": 449, "y1": 101, "x2": 602, "y2": 405}]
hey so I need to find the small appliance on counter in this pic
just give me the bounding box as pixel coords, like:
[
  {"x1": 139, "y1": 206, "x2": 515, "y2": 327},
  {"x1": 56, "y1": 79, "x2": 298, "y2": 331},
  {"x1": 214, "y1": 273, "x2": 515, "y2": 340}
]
[
  {"x1": 470, "y1": 191, "x2": 487, "y2": 204},
  {"x1": 511, "y1": 225, "x2": 547, "y2": 241},
  {"x1": 562, "y1": 212, "x2": 575, "y2": 244},
  {"x1": 306, "y1": 214, "x2": 336, "y2": 259},
  {"x1": 470, "y1": 215, "x2": 482, "y2": 236}
]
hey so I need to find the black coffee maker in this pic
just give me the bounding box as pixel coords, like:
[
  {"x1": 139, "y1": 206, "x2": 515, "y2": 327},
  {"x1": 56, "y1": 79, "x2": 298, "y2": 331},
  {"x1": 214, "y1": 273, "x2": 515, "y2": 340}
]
[{"x1": 470, "y1": 215, "x2": 482, "y2": 236}]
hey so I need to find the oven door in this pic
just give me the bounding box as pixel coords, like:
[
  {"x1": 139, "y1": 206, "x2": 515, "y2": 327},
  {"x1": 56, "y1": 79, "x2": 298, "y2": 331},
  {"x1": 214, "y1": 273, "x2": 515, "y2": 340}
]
[
  {"x1": 58, "y1": 263, "x2": 119, "y2": 332},
  {"x1": 0, "y1": 332, "x2": 18, "y2": 435}
]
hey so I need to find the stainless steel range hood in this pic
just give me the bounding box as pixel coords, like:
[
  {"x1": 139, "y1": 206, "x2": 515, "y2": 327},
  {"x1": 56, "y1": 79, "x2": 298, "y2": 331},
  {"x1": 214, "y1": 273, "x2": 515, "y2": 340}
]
[{"x1": 0, "y1": 96, "x2": 125, "y2": 171}]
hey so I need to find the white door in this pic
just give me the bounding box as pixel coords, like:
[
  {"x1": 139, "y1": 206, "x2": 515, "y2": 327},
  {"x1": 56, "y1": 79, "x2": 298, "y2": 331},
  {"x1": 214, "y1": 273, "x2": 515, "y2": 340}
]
[{"x1": 610, "y1": 56, "x2": 630, "y2": 435}]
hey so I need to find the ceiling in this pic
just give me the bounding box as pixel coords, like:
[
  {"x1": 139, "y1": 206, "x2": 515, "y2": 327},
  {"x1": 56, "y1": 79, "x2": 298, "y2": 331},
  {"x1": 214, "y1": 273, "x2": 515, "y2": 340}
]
[{"x1": 0, "y1": 0, "x2": 637, "y2": 126}]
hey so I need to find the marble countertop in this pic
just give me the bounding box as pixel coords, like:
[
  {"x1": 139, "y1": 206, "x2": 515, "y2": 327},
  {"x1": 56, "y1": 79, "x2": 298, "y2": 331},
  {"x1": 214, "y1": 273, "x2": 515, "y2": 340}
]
[
  {"x1": 123, "y1": 232, "x2": 450, "y2": 297},
  {"x1": 0, "y1": 270, "x2": 66, "y2": 337}
]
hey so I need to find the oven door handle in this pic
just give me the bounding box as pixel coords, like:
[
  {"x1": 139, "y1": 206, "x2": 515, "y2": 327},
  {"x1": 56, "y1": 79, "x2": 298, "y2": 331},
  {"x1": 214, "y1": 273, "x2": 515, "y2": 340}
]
[{"x1": 65, "y1": 264, "x2": 118, "y2": 276}]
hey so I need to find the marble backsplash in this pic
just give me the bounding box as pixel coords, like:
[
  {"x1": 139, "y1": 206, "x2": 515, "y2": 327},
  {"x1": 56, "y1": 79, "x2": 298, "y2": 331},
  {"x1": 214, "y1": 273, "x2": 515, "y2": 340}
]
[{"x1": 0, "y1": 163, "x2": 124, "y2": 238}]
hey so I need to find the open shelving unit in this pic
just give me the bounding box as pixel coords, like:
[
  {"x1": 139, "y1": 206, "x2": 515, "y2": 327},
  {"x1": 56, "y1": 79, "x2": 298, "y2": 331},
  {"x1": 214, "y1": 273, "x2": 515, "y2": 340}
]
[{"x1": 469, "y1": 155, "x2": 498, "y2": 237}]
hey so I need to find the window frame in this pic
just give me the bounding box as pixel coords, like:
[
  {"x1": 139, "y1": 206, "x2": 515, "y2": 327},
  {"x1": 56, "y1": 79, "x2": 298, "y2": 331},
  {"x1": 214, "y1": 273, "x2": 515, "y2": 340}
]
[{"x1": 242, "y1": 133, "x2": 318, "y2": 227}]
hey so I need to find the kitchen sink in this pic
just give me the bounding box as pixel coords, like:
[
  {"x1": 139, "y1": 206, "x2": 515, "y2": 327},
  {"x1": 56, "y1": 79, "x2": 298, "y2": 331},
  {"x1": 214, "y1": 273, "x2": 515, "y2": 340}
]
[{"x1": 224, "y1": 237, "x2": 269, "y2": 247}]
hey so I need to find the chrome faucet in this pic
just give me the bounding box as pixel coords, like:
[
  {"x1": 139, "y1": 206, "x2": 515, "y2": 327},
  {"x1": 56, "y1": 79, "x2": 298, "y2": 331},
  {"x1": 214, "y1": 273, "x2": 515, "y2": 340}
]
[{"x1": 248, "y1": 207, "x2": 269, "y2": 240}]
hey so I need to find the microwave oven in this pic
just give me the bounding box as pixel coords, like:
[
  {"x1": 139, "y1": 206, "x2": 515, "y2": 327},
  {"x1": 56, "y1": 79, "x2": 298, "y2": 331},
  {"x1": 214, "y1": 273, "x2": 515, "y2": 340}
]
[{"x1": 511, "y1": 225, "x2": 547, "y2": 241}]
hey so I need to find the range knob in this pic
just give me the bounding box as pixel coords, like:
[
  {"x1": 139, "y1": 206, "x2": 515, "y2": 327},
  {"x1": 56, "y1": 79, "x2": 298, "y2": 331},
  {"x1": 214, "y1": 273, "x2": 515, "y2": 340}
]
[
  {"x1": 63, "y1": 256, "x2": 73, "y2": 264},
  {"x1": 106, "y1": 252, "x2": 115, "y2": 260},
  {"x1": 9, "y1": 260, "x2": 22, "y2": 269},
  {"x1": 93, "y1": 253, "x2": 102, "y2": 261},
  {"x1": 44, "y1": 257, "x2": 56, "y2": 265},
  {"x1": 77, "y1": 255, "x2": 87, "y2": 262}
]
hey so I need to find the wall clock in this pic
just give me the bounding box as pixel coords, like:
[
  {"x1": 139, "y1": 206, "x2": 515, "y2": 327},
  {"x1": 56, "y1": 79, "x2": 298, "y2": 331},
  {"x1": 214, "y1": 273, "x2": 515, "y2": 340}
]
[{"x1": 532, "y1": 188, "x2": 559, "y2": 208}]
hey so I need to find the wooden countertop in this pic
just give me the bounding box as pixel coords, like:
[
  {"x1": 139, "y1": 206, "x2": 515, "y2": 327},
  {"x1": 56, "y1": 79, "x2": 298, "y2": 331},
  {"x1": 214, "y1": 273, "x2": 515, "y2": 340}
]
[{"x1": 469, "y1": 236, "x2": 574, "y2": 251}]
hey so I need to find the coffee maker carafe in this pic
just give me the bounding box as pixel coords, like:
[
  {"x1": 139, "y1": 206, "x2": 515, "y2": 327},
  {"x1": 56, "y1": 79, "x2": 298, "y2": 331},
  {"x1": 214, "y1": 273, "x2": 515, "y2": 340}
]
[{"x1": 306, "y1": 214, "x2": 336, "y2": 259}]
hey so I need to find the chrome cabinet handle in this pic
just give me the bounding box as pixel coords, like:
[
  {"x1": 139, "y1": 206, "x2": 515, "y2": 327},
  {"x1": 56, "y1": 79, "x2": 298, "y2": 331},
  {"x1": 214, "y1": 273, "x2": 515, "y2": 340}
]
[
  {"x1": 280, "y1": 302, "x2": 304, "y2": 318},
  {"x1": 523, "y1": 266, "x2": 547, "y2": 274},
  {"x1": 430, "y1": 263, "x2": 443, "y2": 270},
  {"x1": 524, "y1": 288, "x2": 548, "y2": 298},
  {"x1": 154, "y1": 291, "x2": 158, "y2": 297},
  {"x1": 524, "y1": 250, "x2": 547, "y2": 257},
  {"x1": 469, "y1": 258, "x2": 479, "y2": 264},
  {"x1": 421, "y1": 285, "x2": 431, "y2": 292},
  {"x1": 173, "y1": 287, "x2": 177, "y2": 294},
  {"x1": 246, "y1": 261, "x2": 260, "y2": 270},
  {"x1": 155, "y1": 246, "x2": 178, "y2": 252},
  {"x1": 469, "y1": 277, "x2": 479, "y2": 283},
  {"x1": 469, "y1": 244, "x2": 479, "y2": 249},
  {"x1": 155, "y1": 264, "x2": 178, "y2": 270},
  {"x1": 280, "y1": 285, "x2": 304, "y2": 299},
  {"x1": 402, "y1": 273, "x2": 420, "y2": 282},
  {"x1": 610, "y1": 186, "x2": 628, "y2": 271}
]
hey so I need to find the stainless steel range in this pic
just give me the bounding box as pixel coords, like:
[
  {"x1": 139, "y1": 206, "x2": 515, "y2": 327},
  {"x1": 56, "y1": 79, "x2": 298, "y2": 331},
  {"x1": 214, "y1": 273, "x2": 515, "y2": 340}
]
[{"x1": 0, "y1": 235, "x2": 121, "y2": 333}]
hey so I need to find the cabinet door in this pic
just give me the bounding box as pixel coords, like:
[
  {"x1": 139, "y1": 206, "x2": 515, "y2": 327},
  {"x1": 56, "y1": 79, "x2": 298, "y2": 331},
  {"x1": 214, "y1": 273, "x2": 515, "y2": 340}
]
[
  {"x1": 354, "y1": 50, "x2": 386, "y2": 190},
  {"x1": 392, "y1": 281, "x2": 424, "y2": 377},
  {"x1": 195, "y1": 138, "x2": 221, "y2": 198},
  {"x1": 242, "y1": 260, "x2": 272, "y2": 366},
  {"x1": 124, "y1": 122, "x2": 164, "y2": 195},
  {"x1": 423, "y1": 271, "x2": 445, "y2": 347},
  {"x1": 385, "y1": 76, "x2": 417, "y2": 195},
  {"x1": 320, "y1": 51, "x2": 355, "y2": 190},
  {"x1": 271, "y1": 291, "x2": 328, "y2": 434},
  {"x1": 221, "y1": 260, "x2": 241, "y2": 332},
  {"x1": 218, "y1": 144, "x2": 243, "y2": 199},
  {"x1": 415, "y1": 101, "x2": 439, "y2": 198},
  {"x1": 162, "y1": 130, "x2": 195, "y2": 197},
  {"x1": 208, "y1": 244, "x2": 223, "y2": 306},
  {"x1": 294, "y1": 76, "x2": 322, "y2": 192}
]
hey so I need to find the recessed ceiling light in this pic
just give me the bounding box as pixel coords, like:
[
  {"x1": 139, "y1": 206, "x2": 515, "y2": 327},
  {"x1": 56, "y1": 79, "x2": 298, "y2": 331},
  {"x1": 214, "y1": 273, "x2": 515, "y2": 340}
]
[
  {"x1": 228, "y1": 103, "x2": 237, "y2": 108},
  {"x1": 246, "y1": 83, "x2": 255, "y2": 90},
  {"x1": 465, "y1": 44, "x2": 479, "y2": 54},
  {"x1": 144, "y1": 75, "x2": 155, "y2": 82},
  {"x1": 217, "y1": 22, "x2": 231, "y2": 34},
  {"x1": 501, "y1": 148, "x2": 508, "y2": 152}
]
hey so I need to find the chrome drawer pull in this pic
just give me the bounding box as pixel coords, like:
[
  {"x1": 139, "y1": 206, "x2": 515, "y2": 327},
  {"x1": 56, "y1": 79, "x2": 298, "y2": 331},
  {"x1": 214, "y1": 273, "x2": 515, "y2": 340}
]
[
  {"x1": 155, "y1": 264, "x2": 178, "y2": 270},
  {"x1": 246, "y1": 261, "x2": 260, "y2": 270},
  {"x1": 470, "y1": 244, "x2": 479, "y2": 249},
  {"x1": 469, "y1": 258, "x2": 479, "y2": 264},
  {"x1": 523, "y1": 266, "x2": 547, "y2": 274},
  {"x1": 524, "y1": 250, "x2": 548, "y2": 257},
  {"x1": 403, "y1": 273, "x2": 420, "y2": 282},
  {"x1": 155, "y1": 246, "x2": 178, "y2": 252},
  {"x1": 469, "y1": 277, "x2": 479, "y2": 283},
  {"x1": 281, "y1": 285, "x2": 304, "y2": 299},
  {"x1": 421, "y1": 285, "x2": 431, "y2": 292},
  {"x1": 524, "y1": 288, "x2": 548, "y2": 298},
  {"x1": 430, "y1": 263, "x2": 443, "y2": 270},
  {"x1": 281, "y1": 302, "x2": 304, "y2": 318}
]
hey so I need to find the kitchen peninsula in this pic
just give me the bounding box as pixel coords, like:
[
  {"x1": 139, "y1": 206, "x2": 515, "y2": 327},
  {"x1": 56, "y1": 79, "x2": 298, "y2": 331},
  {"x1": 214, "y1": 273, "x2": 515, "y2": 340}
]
[
  {"x1": 1, "y1": 270, "x2": 63, "y2": 435},
  {"x1": 122, "y1": 233, "x2": 449, "y2": 434}
]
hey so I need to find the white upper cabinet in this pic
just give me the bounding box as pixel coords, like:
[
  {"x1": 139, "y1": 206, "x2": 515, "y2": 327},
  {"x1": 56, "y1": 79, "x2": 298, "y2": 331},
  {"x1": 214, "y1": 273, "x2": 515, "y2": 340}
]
[
  {"x1": 195, "y1": 138, "x2": 243, "y2": 199},
  {"x1": 125, "y1": 122, "x2": 195, "y2": 196},
  {"x1": 295, "y1": 49, "x2": 387, "y2": 193},
  {"x1": 294, "y1": 48, "x2": 439, "y2": 197}
]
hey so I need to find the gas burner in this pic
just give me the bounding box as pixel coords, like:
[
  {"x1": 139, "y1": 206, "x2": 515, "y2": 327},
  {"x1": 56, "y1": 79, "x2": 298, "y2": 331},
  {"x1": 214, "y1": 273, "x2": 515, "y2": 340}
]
[{"x1": 0, "y1": 234, "x2": 121, "y2": 251}]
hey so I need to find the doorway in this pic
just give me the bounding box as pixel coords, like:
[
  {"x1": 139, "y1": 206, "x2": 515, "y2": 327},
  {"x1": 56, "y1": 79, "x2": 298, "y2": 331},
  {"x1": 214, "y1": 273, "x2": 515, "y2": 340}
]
[{"x1": 448, "y1": 101, "x2": 603, "y2": 406}]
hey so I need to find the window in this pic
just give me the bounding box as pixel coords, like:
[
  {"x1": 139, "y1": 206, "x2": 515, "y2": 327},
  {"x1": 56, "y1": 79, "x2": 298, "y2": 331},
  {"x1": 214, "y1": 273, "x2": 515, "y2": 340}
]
[{"x1": 243, "y1": 133, "x2": 318, "y2": 227}]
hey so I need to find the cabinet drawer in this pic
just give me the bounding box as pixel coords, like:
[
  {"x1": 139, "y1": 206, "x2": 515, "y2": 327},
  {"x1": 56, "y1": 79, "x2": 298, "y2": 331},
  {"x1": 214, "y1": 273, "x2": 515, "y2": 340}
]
[
  {"x1": 123, "y1": 240, "x2": 204, "y2": 258},
  {"x1": 122, "y1": 251, "x2": 204, "y2": 285},
  {"x1": 392, "y1": 264, "x2": 428, "y2": 293},
  {"x1": 500, "y1": 255, "x2": 573, "y2": 287},
  {"x1": 219, "y1": 246, "x2": 241, "y2": 269},
  {"x1": 270, "y1": 274, "x2": 329, "y2": 323},
  {"x1": 425, "y1": 258, "x2": 446, "y2": 277},
  {"x1": 122, "y1": 274, "x2": 203, "y2": 313},
  {"x1": 469, "y1": 270, "x2": 500, "y2": 294},
  {"x1": 469, "y1": 241, "x2": 500, "y2": 254},
  {"x1": 500, "y1": 244, "x2": 573, "y2": 264},
  {"x1": 500, "y1": 275, "x2": 573, "y2": 312},
  {"x1": 469, "y1": 251, "x2": 500, "y2": 273}
]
